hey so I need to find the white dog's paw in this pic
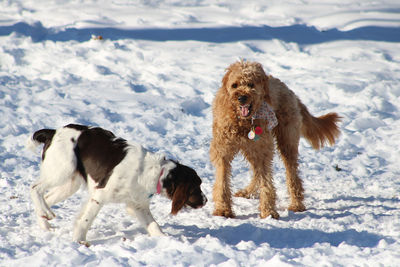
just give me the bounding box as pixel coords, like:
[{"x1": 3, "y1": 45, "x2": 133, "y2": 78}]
[
  {"x1": 38, "y1": 217, "x2": 54, "y2": 231},
  {"x1": 78, "y1": 240, "x2": 91, "y2": 247},
  {"x1": 40, "y1": 209, "x2": 56, "y2": 220},
  {"x1": 147, "y1": 221, "x2": 165, "y2": 237}
]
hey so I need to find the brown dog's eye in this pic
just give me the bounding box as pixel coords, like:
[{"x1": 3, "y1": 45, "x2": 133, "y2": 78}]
[
  {"x1": 248, "y1": 83, "x2": 254, "y2": 88},
  {"x1": 232, "y1": 83, "x2": 238, "y2": 89}
]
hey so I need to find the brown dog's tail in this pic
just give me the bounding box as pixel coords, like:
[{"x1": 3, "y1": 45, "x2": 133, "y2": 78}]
[{"x1": 299, "y1": 102, "x2": 341, "y2": 150}]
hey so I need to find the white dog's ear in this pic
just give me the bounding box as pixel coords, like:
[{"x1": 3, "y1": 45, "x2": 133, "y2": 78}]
[
  {"x1": 156, "y1": 153, "x2": 176, "y2": 168},
  {"x1": 160, "y1": 157, "x2": 178, "y2": 175},
  {"x1": 155, "y1": 153, "x2": 167, "y2": 164}
]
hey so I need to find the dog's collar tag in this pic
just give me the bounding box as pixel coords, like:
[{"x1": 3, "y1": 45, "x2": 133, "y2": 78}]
[
  {"x1": 248, "y1": 126, "x2": 262, "y2": 141},
  {"x1": 252, "y1": 102, "x2": 278, "y2": 130}
]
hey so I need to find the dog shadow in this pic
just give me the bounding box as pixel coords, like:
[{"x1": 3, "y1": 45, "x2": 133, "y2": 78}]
[
  {"x1": 164, "y1": 222, "x2": 386, "y2": 249},
  {"x1": 85, "y1": 195, "x2": 397, "y2": 248},
  {"x1": 163, "y1": 194, "x2": 399, "y2": 249},
  {"x1": 87, "y1": 228, "x2": 147, "y2": 246},
  {"x1": 85, "y1": 214, "x2": 386, "y2": 249}
]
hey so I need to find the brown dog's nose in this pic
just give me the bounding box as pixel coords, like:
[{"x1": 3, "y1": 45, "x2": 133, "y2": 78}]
[{"x1": 238, "y1": 95, "x2": 247, "y2": 104}]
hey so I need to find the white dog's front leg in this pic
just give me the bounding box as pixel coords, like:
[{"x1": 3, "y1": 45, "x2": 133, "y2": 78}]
[
  {"x1": 73, "y1": 198, "x2": 102, "y2": 244},
  {"x1": 126, "y1": 204, "x2": 164, "y2": 237}
]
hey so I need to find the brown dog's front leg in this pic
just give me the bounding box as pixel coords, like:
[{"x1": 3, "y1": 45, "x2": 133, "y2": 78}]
[
  {"x1": 210, "y1": 141, "x2": 236, "y2": 218},
  {"x1": 212, "y1": 160, "x2": 234, "y2": 218}
]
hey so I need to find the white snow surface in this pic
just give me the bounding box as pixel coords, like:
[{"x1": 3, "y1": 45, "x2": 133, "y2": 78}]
[{"x1": 1, "y1": 0, "x2": 400, "y2": 266}]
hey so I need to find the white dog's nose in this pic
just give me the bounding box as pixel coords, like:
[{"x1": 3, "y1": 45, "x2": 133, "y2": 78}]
[{"x1": 202, "y1": 192, "x2": 208, "y2": 204}]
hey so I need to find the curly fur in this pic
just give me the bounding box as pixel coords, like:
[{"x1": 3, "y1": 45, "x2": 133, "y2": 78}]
[{"x1": 210, "y1": 60, "x2": 341, "y2": 219}]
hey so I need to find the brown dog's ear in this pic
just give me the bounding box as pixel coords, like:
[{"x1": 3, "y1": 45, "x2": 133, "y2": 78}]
[
  {"x1": 262, "y1": 74, "x2": 271, "y2": 104},
  {"x1": 170, "y1": 183, "x2": 190, "y2": 215},
  {"x1": 252, "y1": 62, "x2": 270, "y2": 104},
  {"x1": 221, "y1": 67, "x2": 232, "y2": 91}
]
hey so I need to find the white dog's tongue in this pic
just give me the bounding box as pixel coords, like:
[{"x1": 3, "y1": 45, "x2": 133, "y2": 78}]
[{"x1": 240, "y1": 105, "x2": 250, "y2": 117}]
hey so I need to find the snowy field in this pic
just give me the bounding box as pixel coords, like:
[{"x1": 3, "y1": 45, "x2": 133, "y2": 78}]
[{"x1": 1, "y1": 0, "x2": 400, "y2": 266}]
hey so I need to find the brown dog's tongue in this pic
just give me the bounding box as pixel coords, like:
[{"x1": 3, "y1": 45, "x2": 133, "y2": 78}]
[{"x1": 240, "y1": 106, "x2": 249, "y2": 117}]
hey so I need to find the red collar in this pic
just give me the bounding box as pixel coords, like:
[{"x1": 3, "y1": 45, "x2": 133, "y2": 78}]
[
  {"x1": 156, "y1": 168, "x2": 164, "y2": 194},
  {"x1": 149, "y1": 168, "x2": 164, "y2": 198}
]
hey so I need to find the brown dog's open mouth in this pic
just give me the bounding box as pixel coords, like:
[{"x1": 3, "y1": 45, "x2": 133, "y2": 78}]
[{"x1": 239, "y1": 104, "x2": 252, "y2": 117}]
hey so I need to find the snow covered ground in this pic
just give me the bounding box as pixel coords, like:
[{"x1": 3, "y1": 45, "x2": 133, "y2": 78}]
[{"x1": 1, "y1": 0, "x2": 400, "y2": 266}]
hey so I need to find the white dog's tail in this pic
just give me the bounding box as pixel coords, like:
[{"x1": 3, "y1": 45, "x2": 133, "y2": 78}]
[{"x1": 26, "y1": 129, "x2": 56, "y2": 154}]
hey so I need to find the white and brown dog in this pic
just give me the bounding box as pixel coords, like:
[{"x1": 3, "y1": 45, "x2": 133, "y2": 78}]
[{"x1": 27, "y1": 124, "x2": 207, "y2": 245}]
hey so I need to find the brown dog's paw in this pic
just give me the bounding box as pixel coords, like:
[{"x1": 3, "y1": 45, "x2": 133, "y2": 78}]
[
  {"x1": 288, "y1": 203, "x2": 306, "y2": 213},
  {"x1": 260, "y1": 209, "x2": 280, "y2": 219},
  {"x1": 234, "y1": 189, "x2": 259, "y2": 199},
  {"x1": 213, "y1": 209, "x2": 235, "y2": 218},
  {"x1": 234, "y1": 189, "x2": 251, "y2": 199}
]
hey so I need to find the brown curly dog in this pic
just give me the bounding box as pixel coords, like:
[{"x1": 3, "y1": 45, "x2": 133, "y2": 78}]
[{"x1": 210, "y1": 60, "x2": 341, "y2": 219}]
